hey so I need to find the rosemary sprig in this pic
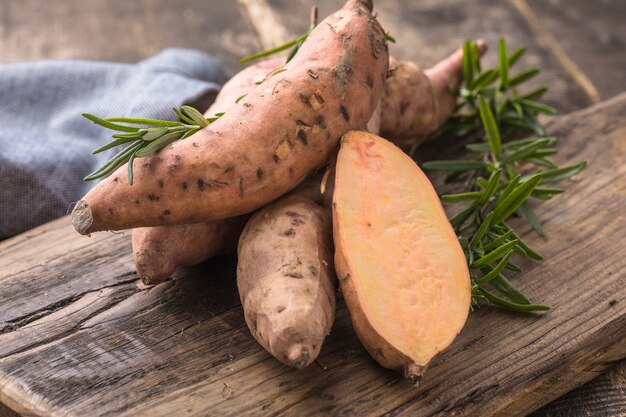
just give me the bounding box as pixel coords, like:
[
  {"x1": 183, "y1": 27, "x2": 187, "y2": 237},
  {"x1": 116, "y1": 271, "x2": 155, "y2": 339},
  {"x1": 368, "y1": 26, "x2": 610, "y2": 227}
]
[
  {"x1": 83, "y1": 106, "x2": 221, "y2": 184},
  {"x1": 425, "y1": 39, "x2": 587, "y2": 313}
]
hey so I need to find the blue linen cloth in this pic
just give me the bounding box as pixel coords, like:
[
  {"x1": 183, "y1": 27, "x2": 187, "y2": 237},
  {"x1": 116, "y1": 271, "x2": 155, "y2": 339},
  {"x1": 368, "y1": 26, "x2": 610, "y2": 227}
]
[{"x1": 0, "y1": 49, "x2": 228, "y2": 239}]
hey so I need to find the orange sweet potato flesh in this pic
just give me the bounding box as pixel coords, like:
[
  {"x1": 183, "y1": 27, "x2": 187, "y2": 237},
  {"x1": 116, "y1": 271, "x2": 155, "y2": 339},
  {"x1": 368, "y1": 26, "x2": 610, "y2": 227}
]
[
  {"x1": 71, "y1": 0, "x2": 388, "y2": 235},
  {"x1": 237, "y1": 182, "x2": 335, "y2": 368},
  {"x1": 332, "y1": 130, "x2": 470, "y2": 383}
]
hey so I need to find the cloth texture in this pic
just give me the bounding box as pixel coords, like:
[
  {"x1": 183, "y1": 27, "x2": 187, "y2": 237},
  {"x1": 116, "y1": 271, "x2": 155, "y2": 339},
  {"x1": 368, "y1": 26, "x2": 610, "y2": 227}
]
[{"x1": 0, "y1": 49, "x2": 228, "y2": 239}]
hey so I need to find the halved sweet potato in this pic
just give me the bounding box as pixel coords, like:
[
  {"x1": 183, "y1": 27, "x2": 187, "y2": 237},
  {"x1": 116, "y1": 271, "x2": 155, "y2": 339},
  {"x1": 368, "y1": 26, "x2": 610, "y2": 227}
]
[{"x1": 332, "y1": 130, "x2": 470, "y2": 383}]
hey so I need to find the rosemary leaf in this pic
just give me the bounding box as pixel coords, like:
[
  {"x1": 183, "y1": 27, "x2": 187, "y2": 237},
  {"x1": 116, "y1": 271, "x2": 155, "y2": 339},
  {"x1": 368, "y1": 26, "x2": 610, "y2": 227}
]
[
  {"x1": 422, "y1": 160, "x2": 487, "y2": 171},
  {"x1": 471, "y1": 239, "x2": 518, "y2": 268},
  {"x1": 490, "y1": 173, "x2": 541, "y2": 225},
  {"x1": 478, "y1": 96, "x2": 502, "y2": 158},
  {"x1": 476, "y1": 287, "x2": 549, "y2": 312},
  {"x1": 83, "y1": 113, "x2": 140, "y2": 133},
  {"x1": 442, "y1": 192, "x2": 482, "y2": 203},
  {"x1": 539, "y1": 161, "x2": 587, "y2": 184}
]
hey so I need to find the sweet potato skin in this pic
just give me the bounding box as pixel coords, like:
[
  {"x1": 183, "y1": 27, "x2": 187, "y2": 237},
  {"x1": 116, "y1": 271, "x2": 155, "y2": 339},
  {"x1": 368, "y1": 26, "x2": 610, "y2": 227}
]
[
  {"x1": 237, "y1": 184, "x2": 335, "y2": 368},
  {"x1": 332, "y1": 130, "x2": 471, "y2": 383},
  {"x1": 130, "y1": 59, "x2": 282, "y2": 285},
  {"x1": 133, "y1": 217, "x2": 246, "y2": 285},
  {"x1": 380, "y1": 41, "x2": 486, "y2": 149},
  {"x1": 72, "y1": 0, "x2": 388, "y2": 235}
]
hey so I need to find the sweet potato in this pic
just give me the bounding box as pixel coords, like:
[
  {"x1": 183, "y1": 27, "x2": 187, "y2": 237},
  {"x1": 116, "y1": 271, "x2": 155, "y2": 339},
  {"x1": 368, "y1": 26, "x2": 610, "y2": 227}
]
[
  {"x1": 332, "y1": 130, "x2": 470, "y2": 383},
  {"x1": 71, "y1": 0, "x2": 388, "y2": 235},
  {"x1": 380, "y1": 41, "x2": 486, "y2": 149},
  {"x1": 130, "y1": 59, "x2": 279, "y2": 285},
  {"x1": 133, "y1": 217, "x2": 246, "y2": 285},
  {"x1": 237, "y1": 182, "x2": 335, "y2": 368}
]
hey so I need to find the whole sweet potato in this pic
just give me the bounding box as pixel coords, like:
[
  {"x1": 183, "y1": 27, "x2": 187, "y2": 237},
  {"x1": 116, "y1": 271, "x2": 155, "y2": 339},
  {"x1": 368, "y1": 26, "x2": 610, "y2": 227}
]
[
  {"x1": 237, "y1": 182, "x2": 335, "y2": 368},
  {"x1": 380, "y1": 41, "x2": 486, "y2": 149},
  {"x1": 130, "y1": 59, "x2": 279, "y2": 285},
  {"x1": 333, "y1": 130, "x2": 470, "y2": 383},
  {"x1": 72, "y1": 0, "x2": 388, "y2": 235}
]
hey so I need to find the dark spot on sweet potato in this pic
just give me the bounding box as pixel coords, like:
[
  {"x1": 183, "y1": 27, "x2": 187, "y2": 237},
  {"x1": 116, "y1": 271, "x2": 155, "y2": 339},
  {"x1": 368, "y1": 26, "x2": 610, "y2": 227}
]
[
  {"x1": 340, "y1": 105, "x2": 350, "y2": 122},
  {"x1": 297, "y1": 130, "x2": 308, "y2": 145},
  {"x1": 182, "y1": 181, "x2": 188, "y2": 190},
  {"x1": 108, "y1": 208, "x2": 114, "y2": 214},
  {"x1": 609, "y1": 299, "x2": 617, "y2": 306},
  {"x1": 369, "y1": 32, "x2": 381, "y2": 58},
  {"x1": 276, "y1": 306, "x2": 286, "y2": 313},
  {"x1": 148, "y1": 194, "x2": 160, "y2": 201},
  {"x1": 400, "y1": 101, "x2": 410, "y2": 115},
  {"x1": 365, "y1": 73, "x2": 373, "y2": 88},
  {"x1": 286, "y1": 272, "x2": 304, "y2": 279},
  {"x1": 113, "y1": 177, "x2": 119, "y2": 183},
  {"x1": 291, "y1": 218, "x2": 305, "y2": 226},
  {"x1": 281, "y1": 228, "x2": 296, "y2": 237},
  {"x1": 285, "y1": 211, "x2": 301, "y2": 217},
  {"x1": 239, "y1": 176, "x2": 244, "y2": 197},
  {"x1": 256, "y1": 167, "x2": 264, "y2": 180},
  {"x1": 175, "y1": 155, "x2": 181, "y2": 161},
  {"x1": 309, "y1": 265, "x2": 318, "y2": 276},
  {"x1": 197, "y1": 179, "x2": 205, "y2": 190},
  {"x1": 157, "y1": 180, "x2": 164, "y2": 188},
  {"x1": 316, "y1": 115, "x2": 327, "y2": 128},
  {"x1": 314, "y1": 93, "x2": 325, "y2": 105},
  {"x1": 289, "y1": 167, "x2": 294, "y2": 177},
  {"x1": 192, "y1": 142, "x2": 198, "y2": 148},
  {"x1": 296, "y1": 119, "x2": 311, "y2": 127},
  {"x1": 307, "y1": 69, "x2": 318, "y2": 79},
  {"x1": 326, "y1": 131, "x2": 332, "y2": 140},
  {"x1": 223, "y1": 165, "x2": 234, "y2": 174},
  {"x1": 273, "y1": 154, "x2": 279, "y2": 163},
  {"x1": 299, "y1": 93, "x2": 310, "y2": 106},
  {"x1": 163, "y1": 210, "x2": 171, "y2": 216},
  {"x1": 134, "y1": 199, "x2": 140, "y2": 205}
]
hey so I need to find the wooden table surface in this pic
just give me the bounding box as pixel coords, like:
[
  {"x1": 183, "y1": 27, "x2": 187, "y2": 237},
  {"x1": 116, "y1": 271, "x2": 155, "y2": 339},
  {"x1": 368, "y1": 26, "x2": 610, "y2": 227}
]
[{"x1": 0, "y1": 0, "x2": 625, "y2": 416}]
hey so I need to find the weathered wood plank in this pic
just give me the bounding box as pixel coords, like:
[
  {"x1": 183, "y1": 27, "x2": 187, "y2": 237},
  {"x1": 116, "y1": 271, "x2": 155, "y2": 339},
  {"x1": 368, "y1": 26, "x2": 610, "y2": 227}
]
[
  {"x1": 0, "y1": 90, "x2": 624, "y2": 417},
  {"x1": 0, "y1": 0, "x2": 257, "y2": 73},
  {"x1": 264, "y1": 0, "x2": 591, "y2": 112},
  {"x1": 524, "y1": 0, "x2": 626, "y2": 102}
]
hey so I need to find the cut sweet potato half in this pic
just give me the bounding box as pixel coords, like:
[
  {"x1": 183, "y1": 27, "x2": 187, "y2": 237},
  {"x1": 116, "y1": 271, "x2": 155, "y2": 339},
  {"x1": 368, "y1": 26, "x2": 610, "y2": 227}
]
[{"x1": 332, "y1": 130, "x2": 470, "y2": 383}]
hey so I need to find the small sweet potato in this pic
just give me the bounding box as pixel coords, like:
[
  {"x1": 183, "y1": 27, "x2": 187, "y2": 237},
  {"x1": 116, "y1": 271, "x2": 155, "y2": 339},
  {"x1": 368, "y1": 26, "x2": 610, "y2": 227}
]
[
  {"x1": 237, "y1": 182, "x2": 335, "y2": 368},
  {"x1": 332, "y1": 130, "x2": 470, "y2": 383},
  {"x1": 133, "y1": 217, "x2": 246, "y2": 285},
  {"x1": 380, "y1": 41, "x2": 486, "y2": 149},
  {"x1": 71, "y1": 0, "x2": 388, "y2": 235}
]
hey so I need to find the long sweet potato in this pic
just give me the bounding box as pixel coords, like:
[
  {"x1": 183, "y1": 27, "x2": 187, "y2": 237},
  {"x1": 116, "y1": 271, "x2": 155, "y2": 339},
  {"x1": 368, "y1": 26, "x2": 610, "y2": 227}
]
[
  {"x1": 71, "y1": 0, "x2": 388, "y2": 235},
  {"x1": 130, "y1": 60, "x2": 279, "y2": 285},
  {"x1": 237, "y1": 182, "x2": 335, "y2": 368},
  {"x1": 332, "y1": 130, "x2": 470, "y2": 383}
]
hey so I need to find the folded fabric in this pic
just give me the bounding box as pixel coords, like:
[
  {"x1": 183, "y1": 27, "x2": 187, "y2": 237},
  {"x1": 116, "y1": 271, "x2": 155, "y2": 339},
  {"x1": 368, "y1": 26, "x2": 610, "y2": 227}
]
[{"x1": 0, "y1": 49, "x2": 228, "y2": 239}]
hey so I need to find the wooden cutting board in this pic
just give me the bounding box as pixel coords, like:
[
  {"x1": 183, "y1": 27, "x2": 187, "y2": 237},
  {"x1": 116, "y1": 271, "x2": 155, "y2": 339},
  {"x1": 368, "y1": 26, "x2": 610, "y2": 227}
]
[{"x1": 1, "y1": 93, "x2": 624, "y2": 417}]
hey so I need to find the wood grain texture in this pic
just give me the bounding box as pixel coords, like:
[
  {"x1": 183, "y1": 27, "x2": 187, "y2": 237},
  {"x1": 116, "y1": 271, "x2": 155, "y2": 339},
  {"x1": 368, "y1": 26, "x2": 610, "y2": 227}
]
[
  {"x1": 266, "y1": 0, "x2": 591, "y2": 113},
  {"x1": 1, "y1": 91, "x2": 625, "y2": 417},
  {"x1": 0, "y1": 0, "x2": 257, "y2": 73},
  {"x1": 524, "y1": 0, "x2": 626, "y2": 102}
]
